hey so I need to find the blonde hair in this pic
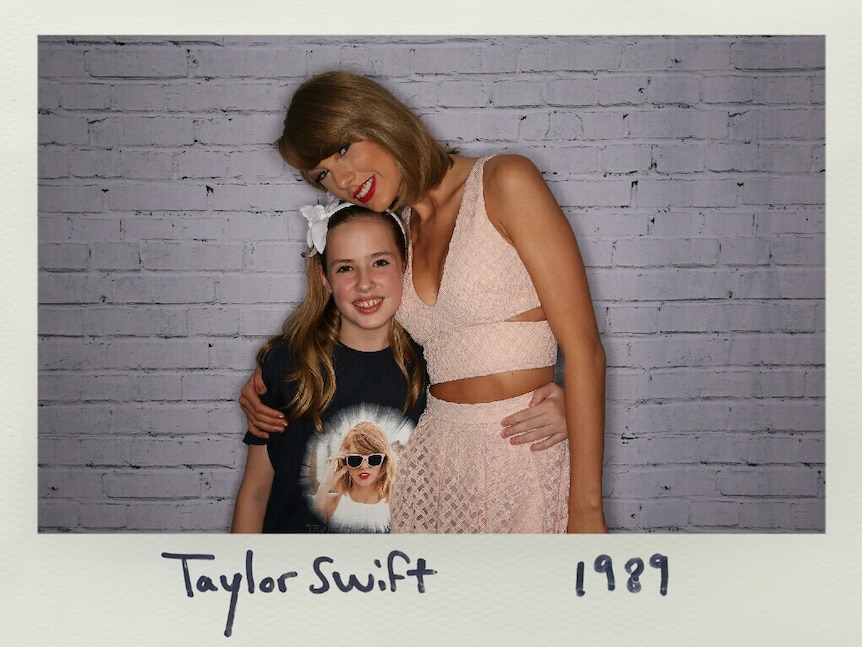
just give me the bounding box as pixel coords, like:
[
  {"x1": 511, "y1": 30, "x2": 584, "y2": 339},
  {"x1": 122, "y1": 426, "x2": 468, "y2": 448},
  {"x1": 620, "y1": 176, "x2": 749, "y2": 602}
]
[
  {"x1": 334, "y1": 421, "x2": 396, "y2": 502},
  {"x1": 277, "y1": 71, "x2": 453, "y2": 209},
  {"x1": 257, "y1": 206, "x2": 423, "y2": 433}
]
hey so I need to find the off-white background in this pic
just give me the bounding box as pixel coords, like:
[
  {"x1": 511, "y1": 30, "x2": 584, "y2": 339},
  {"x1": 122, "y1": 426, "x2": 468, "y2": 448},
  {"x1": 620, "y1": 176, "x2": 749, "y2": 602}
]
[
  {"x1": 38, "y1": 35, "x2": 824, "y2": 533},
  {"x1": 4, "y1": 0, "x2": 860, "y2": 645}
]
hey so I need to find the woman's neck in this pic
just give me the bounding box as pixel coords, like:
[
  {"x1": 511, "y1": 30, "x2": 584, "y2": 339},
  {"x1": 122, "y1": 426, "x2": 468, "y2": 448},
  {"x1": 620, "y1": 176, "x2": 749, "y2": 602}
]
[{"x1": 408, "y1": 154, "x2": 474, "y2": 222}]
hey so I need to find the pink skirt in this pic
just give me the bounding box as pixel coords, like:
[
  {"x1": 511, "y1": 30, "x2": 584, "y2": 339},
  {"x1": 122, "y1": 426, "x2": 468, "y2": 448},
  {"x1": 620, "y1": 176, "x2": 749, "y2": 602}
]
[{"x1": 391, "y1": 392, "x2": 569, "y2": 533}]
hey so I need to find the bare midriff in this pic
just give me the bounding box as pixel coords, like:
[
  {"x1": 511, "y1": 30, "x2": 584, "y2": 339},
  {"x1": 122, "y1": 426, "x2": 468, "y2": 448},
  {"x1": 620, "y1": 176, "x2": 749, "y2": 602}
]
[{"x1": 429, "y1": 365, "x2": 555, "y2": 404}]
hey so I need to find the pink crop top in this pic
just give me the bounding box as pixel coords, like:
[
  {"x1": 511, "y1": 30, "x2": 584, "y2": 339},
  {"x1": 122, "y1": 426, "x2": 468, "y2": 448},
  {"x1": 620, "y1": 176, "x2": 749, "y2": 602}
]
[{"x1": 395, "y1": 156, "x2": 558, "y2": 385}]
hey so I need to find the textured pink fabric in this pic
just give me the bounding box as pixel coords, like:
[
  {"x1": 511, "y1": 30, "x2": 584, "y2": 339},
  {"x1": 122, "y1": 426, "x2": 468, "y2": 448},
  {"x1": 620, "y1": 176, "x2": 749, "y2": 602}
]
[
  {"x1": 391, "y1": 393, "x2": 569, "y2": 533},
  {"x1": 391, "y1": 156, "x2": 569, "y2": 533},
  {"x1": 395, "y1": 156, "x2": 558, "y2": 385}
]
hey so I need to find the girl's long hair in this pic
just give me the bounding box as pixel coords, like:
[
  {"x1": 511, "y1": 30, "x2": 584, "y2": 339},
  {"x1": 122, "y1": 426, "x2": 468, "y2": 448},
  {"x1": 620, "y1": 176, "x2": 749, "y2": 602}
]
[{"x1": 257, "y1": 206, "x2": 422, "y2": 433}]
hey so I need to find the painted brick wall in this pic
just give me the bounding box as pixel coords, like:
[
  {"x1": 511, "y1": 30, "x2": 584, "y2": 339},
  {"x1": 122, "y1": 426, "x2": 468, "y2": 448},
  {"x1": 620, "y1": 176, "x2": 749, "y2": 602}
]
[{"x1": 37, "y1": 35, "x2": 825, "y2": 533}]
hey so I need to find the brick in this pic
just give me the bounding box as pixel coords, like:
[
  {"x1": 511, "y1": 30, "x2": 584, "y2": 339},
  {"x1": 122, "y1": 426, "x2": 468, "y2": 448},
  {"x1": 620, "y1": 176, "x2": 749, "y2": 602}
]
[
  {"x1": 39, "y1": 436, "x2": 132, "y2": 466},
  {"x1": 225, "y1": 148, "x2": 288, "y2": 180},
  {"x1": 743, "y1": 177, "x2": 824, "y2": 205},
  {"x1": 90, "y1": 242, "x2": 141, "y2": 270},
  {"x1": 39, "y1": 307, "x2": 85, "y2": 336},
  {"x1": 518, "y1": 40, "x2": 622, "y2": 72},
  {"x1": 106, "y1": 183, "x2": 208, "y2": 211},
  {"x1": 546, "y1": 78, "x2": 596, "y2": 107},
  {"x1": 239, "y1": 307, "x2": 294, "y2": 337},
  {"x1": 86, "y1": 47, "x2": 189, "y2": 78},
  {"x1": 730, "y1": 108, "x2": 824, "y2": 140},
  {"x1": 39, "y1": 147, "x2": 68, "y2": 179},
  {"x1": 603, "y1": 305, "x2": 660, "y2": 334},
  {"x1": 580, "y1": 111, "x2": 626, "y2": 139},
  {"x1": 647, "y1": 74, "x2": 702, "y2": 105},
  {"x1": 550, "y1": 179, "x2": 631, "y2": 208},
  {"x1": 119, "y1": 150, "x2": 174, "y2": 180},
  {"x1": 731, "y1": 267, "x2": 824, "y2": 299},
  {"x1": 731, "y1": 38, "x2": 824, "y2": 71},
  {"x1": 621, "y1": 39, "x2": 733, "y2": 71},
  {"x1": 609, "y1": 466, "x2": 721, "y2": 498},
  {"x1": 122, "y1": 215, "x2": 227, "y2": 242},
  {"x1": 637, "y1": 179, "x2": 738, "y2": 208},
  {"x1": 611, "y1": 237, "x2": 719, "y2": 267},
  {"x1": 59, "y1": 83, "x2": 112, "y2": 110},
  {"x1": 39, "y1": 242, "x2": 90, "y2": 270},
  {"x1": 110, "y1": 275, "x2": 217, "y2": 304},
  {"x1": 626, "y1": 108, "x2": 728, "y2": 138},
  {"x1": 78, "y1": 502, "x2": 130, "y2": 530},
  {"x1": 652, "y1": 143, "x2": 706, "y2": 173},
  {"x1": 748, "y1": 433, "x2": 824, "y2": 464},
  {"x1": 39, "y1": 44, "x2": 87, "y2": 77},
  {"x1": 91, "y1": 116, "x2": 196, "y2": 147},
  {"x1": 597, "y1": 144, "x2": 652, "y2": 173},
  {"x1": 717, "y1": 236, "x2": 771, "y2": 265},
  {"x1": 422, "y1": 110, "x2": 519, "y2": 143},
  {"x1": 83, "y1": 306, "x2": 188, "y2": 337},
  {"x1": 174, "y1": 149, "x2": 229, "y2": 179},
  {"x1": 39, "y1": 468, "x2": 105, "y2": 498},
  {"x1": 756, "y1": 208, "x2": 824, "y2": 235},
  {"x1": 38, "y1": 115, "x2": 90, "y2": 145},
  {"x1": 753, "y1": 75, "x2": 812, "y2": 104},
  {"x1": 689, "y1": 500, "x2": 742, "y2": 527},
  {"x1": 769, "y1": 236, "x2": 824, "y2": 265},
  {"x1": 656, "y1": 301, "x2": 818, "y2": 333},
  {"x1": 410, "y1": 43, "x2": 520, "y2": 74},
  {"x1": 605, "y1": 498, "x2": 691, "y2": 530},
  {"x1": 187, "y1": 307, "x2": 241, "y2": 336},
  {"x1": 719, "y1": 467, "x2": 819, "y2": 496},
  {"x1": 103, "y1": 469, "x2": 202, "y2": 499},
  {"x1": 140, "y1": 241, "x2": 245, "y2": 271},
  {"x1": 190, "y1": 46, "x2": 307, "y2": 78},
  {"x1": 624, "y1": 333, "x2": 824, "y2": 369},
  {"x1": 69, "y1": 150, "x2": 123, "y2": 179},
  {"x1": 702, "y1": 76, "x2": 755, "y2": 103},
  {"x1": 111, "y1": 84, "x2": 168, "y2": 111},
  {"x1": 595, "y1": 75, "x2": 649, "y2": 105},
  {"x1": 196, "y1": 115, "x2": 282, "y2": 146},
  {"x1": 210, "y1": 183, "x2": 299, "y2": 213},
  {"x1": 650, "y1": 211, "x2": 756, "y2": 237},
  {"x1": 38, "y1": 272, "x2": 111, "y2": 304},
  {"x1": 129, "y1": 437, "x2": 238, "y2": 467},
  {"x1": 38, "y1": 500, "x2": 81, "y2": 530}
]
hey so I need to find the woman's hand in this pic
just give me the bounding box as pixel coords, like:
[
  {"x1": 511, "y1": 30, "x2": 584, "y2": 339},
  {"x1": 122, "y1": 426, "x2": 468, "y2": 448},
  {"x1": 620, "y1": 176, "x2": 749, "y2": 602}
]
[
  {"x1": 500, "y1": 382, "x2": 568, "y2": 451},
  {"x1": 318, "y1": 456, "x2": 348, "y2": 494},
  {"x1": 239, "y1": 367, "x2": 288, "y2": 439}
]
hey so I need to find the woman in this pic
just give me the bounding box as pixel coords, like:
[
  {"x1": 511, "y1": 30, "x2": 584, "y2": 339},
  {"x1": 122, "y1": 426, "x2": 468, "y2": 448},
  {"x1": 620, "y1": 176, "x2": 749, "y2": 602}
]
[
  {"x1": 313, "y1": 421, "x2": 396, "y2": 533},
  {"x1": 244, "y1": 72, "x2": 606, "y2": 533}
]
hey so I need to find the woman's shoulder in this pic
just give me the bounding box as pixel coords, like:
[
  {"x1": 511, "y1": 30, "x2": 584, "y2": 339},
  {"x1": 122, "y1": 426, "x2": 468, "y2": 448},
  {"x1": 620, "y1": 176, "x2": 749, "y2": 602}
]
[{"x1": 483, "y1": 154, "x2": 543, "y2": 188}]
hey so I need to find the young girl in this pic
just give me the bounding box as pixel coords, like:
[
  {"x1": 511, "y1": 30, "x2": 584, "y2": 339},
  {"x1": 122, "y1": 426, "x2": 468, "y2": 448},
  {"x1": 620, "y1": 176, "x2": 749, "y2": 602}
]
[
  {"x1": 242, "y1": 71, "x2": 607, "y2": 533},
  {"x1": 231, "y1": 201, "x2": 423, "y2": 533},
  {"x1": 312, "y1": 421, "x2": 395, "y2": 533}
]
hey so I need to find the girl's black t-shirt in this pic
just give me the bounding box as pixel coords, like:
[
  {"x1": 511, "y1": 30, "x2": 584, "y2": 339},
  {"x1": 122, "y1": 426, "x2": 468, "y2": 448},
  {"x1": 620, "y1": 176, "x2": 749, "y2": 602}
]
[{"x1": 243, "y1": 341, "x2": 425, "y2": 533}]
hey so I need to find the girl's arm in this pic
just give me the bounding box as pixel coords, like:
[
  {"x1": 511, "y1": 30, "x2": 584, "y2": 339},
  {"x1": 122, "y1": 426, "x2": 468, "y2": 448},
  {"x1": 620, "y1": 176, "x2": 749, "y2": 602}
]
[
  {"x1": 500, "y1": 382, "x2": 568, "y2": 450},
  {"x1": 486, "y1": 154, "x2": 608, "y2": 533},
  {"x1": 239, "y1": 367, "x2": 288, "y2": 439},
  {"x1": 231, "y1": 444, "x2": 275, "y2": 533}
]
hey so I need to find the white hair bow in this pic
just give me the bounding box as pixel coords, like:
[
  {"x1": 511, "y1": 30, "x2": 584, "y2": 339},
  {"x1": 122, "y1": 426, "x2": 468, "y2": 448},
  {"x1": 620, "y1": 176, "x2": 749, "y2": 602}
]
[{"x1": 299, "y1": 197, "x2": 354, "y2": 255}]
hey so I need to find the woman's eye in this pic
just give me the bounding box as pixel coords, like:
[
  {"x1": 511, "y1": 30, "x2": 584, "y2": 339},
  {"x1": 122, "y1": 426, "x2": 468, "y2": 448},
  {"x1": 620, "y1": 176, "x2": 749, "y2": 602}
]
[
  {"x1": 338, "y1": 144, "x2": 350, "y2": 156},
  {"x1": 315, "y1": 169, "x2": 329, "y2": 183}
]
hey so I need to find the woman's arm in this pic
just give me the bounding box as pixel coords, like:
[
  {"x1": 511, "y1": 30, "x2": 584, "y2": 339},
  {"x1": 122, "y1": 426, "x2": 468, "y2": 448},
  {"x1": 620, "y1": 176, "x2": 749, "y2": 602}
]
[
  {"x1": 231, "y1": 444, "x2": 275, "y2": 533},
  {"x1": 239, "y1": 367, "x2": 289, "y2": 439},
  {"x1": 486, "y1": 154, "x2": 608, "y2": 533},
  {"x1": 312, "y1": 457, "x2": 347, "y2": 520}
]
